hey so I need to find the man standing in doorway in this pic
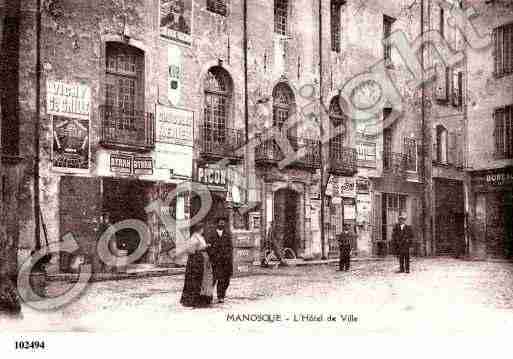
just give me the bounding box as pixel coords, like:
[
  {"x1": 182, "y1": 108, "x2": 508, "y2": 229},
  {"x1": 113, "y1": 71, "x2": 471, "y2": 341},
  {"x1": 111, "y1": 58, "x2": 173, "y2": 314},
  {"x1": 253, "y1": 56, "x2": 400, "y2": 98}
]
[
  {"x1": 392, "y1": 214, "x2": 414, "y2": 273},
  {"x1": 207, "y1": 218, "x2": 233, "y2": 304}
]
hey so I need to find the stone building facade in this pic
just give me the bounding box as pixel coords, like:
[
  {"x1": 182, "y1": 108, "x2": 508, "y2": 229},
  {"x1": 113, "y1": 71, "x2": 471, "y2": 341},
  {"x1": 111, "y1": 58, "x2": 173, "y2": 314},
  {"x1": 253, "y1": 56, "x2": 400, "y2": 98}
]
[
  {"x1": 4, "y1": 0, "x2": 512, "y2": 273},
  {"x1": 465, "y1": 0, "x2": 513, "y2": 259}
]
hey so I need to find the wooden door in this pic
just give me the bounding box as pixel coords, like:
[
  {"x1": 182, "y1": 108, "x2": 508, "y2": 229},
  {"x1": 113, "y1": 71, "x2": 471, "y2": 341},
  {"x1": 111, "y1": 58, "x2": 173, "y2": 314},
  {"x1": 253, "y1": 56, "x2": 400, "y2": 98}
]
[{"x1": 59, "y1": 176, "x2": 102, "y2": 272}]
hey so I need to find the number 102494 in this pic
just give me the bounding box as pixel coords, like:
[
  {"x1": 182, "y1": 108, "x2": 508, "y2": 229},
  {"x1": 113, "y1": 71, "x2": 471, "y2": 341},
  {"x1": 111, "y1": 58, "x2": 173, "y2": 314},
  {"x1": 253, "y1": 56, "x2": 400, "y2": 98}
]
[{"x1": 15, "y1": 341, "x2": 46, "y2": 350}]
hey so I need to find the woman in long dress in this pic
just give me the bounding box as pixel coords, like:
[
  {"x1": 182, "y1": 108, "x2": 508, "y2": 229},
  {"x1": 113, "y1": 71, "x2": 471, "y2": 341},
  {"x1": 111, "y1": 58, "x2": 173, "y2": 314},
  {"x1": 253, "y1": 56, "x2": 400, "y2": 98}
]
[{"x1": 179, "y1": 223, "x2": 213, "y2": 308}]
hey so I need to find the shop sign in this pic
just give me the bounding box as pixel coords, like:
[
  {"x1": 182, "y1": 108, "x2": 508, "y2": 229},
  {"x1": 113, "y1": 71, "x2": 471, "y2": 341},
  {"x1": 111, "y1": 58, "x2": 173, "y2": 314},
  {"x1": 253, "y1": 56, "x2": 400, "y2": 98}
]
[
  {"x1": 197, "y1": 166, "x2": 227, "y2": 187},
  {"x1": 356, "y1": 177, "x2": 370, "y2": 193},
  {"x1": 356, "y1": 141, "x2": 377, "y2": 166},
  {"x1": 160, "y1": 0, "x2": 192, "y2": 45},
  {"x1": 472, "y1": 167, "x2": 513, "y2": 189},
  {"x1": 486, "y1": 171, "x2": 513, "y2": 186},
  {"x1": 47, "y1": 80, "x2": 91, "y2": 120},
  {"x1": 133, "y1": 156, "x2": 154, "y2": 175},
  {"x1": 156, "y1": 105, "x2": 193, "y2": 146},
  {"x1": 328, "y1": 177, "x2": 357, "y2": 198},
  {"x1": 110, "y1": 154, "x2": 154, "y2": 176},
  {"x1": 110, "y1": 154, "x2": 132, "y2": 174}
]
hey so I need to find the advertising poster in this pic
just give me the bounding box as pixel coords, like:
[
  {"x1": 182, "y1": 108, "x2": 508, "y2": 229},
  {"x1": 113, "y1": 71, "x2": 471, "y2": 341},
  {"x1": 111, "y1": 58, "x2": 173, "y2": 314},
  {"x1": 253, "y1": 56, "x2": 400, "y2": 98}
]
[
  {"x1": 160, "y1": 0, "x2": 192, "y2": 45},
  {"x1": 48, "y1": 80, "x2": 91, "y2": 172}
]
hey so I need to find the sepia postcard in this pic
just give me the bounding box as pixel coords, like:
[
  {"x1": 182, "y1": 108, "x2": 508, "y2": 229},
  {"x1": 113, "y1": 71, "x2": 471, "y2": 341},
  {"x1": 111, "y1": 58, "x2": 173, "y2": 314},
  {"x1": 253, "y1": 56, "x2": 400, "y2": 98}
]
[{"x1": 1, "y1": 0, "x2": 512, "y2": 355}]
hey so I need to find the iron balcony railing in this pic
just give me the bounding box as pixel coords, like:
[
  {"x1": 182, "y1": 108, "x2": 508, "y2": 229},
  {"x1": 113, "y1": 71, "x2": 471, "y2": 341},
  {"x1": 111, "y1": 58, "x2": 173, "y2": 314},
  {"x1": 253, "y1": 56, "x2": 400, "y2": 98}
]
[
  {"x1": 197, "y1": 125, "x2": 245, "y2": 161},
  {"x1": 99, "y1": 105, "x2": 155, "y2": 151},
  {"x1": 382, "y1": 151, "x2": 408, "y2": 177},
  {"x1": 328, "y1": 142, "x2": 357, "y2": 176},
  {"x1": 255, "y1": 132, "x2": 321, "y2": 169}
]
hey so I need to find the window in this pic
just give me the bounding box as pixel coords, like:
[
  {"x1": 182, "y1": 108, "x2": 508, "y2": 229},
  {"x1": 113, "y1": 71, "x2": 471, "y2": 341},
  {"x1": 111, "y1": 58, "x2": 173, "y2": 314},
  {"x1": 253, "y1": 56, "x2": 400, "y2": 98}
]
[
  {"x1": 329, "y1": 96, "x2": 347, "y2": 156},
  {"x1": 451, "y1": 70, "x2": 463, "y2": 108},
  {"x1": 274, "y1": 0, "x2": 288, "y2": 35},
  {"x1": 204, "y1": 66, "x2": 232, "y2": 143},
  {"x1": 494, "y1": 105, "x2": 513, "y2": 159},
  {"x1": 436, "y1": 125, "x2": 448, "y2": 164},
  {"x1": 272, "y1": 82, "x2": 294, "y2": 130},
  {"x1": 207, "y1": 0, "x2": 227, "y2": 16},
  {"x1": 383, "y1": 15, "x2": 395, "y2": 64},
  {"x1": 493, "y1": 23, "x2": 513, "y2": 77},
  {"x1": 105, "y1": 43, "x2": 145, "y2": 130},
  {"x1": 331, "y1": 1, "x2": 342, "y2": 53},
  {"x1": 404, "y1": 138, "x2": 417, "y2": 172}
]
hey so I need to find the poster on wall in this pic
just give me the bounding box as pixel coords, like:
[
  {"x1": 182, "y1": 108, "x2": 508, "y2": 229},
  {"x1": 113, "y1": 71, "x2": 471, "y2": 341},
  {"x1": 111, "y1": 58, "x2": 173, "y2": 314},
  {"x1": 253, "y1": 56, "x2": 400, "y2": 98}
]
[
  {"x1": 156, "y1": 105, "x2": 193, "y2": 146},
  {"x1": 160, "y1": 0, "x2": 192, "y2": 45},
  {"x1": 167, "y1": 46, "x2": 183, "y2": 105},
  {"x1": 52, "y1": 116, "x2": 90, "y2": 171},
  {"x1": 48, "y1": 80, "x2": 91, "y2": 172}
]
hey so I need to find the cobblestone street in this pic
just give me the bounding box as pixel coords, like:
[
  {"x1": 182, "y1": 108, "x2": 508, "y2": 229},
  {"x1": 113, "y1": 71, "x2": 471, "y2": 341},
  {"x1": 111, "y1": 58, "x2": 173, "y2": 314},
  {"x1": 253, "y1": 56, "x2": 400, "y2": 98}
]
[{"x1": 4, "y1": 258, "x2": 513, "y2": 335}]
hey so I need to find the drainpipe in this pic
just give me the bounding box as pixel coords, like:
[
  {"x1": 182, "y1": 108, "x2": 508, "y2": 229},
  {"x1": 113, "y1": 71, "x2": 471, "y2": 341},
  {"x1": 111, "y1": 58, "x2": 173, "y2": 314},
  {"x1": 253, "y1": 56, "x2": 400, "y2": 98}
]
[
  {"x1": 318, "y1": 0, "x2": 326, "y2": 259},
  {"x1": 243, "y1": 0, "x2": 248, "y2": 146},
  {"x1": 34, "y1": 0, "x2": 42, "y2": 251}
]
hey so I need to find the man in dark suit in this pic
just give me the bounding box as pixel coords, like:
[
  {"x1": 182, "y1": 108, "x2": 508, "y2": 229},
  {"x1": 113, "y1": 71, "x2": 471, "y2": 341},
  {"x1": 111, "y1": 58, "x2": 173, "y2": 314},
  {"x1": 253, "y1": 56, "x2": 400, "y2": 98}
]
[
  {"x1": 338, "y1": 225, "x2": 355, "y2": 271},
  {"x1": 392, "y1": 214, "x2": 414, "y2": 273},
  {"x1": 206, "y1": 218, "x2": 233, "y2": 303}
]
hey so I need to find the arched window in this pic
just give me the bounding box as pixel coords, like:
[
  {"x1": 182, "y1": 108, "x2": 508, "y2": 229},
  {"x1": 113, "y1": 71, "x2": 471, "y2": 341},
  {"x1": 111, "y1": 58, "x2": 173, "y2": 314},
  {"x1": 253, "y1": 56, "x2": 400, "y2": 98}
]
[
  {"x1": 329, "y1": 96, "x2": 347, "y2": 156},
  {"x1": 105, "y1": 42, "x2": 145, "y2": 130},
  {"x1": 204, "y1": 66, "x2": 232, "y2": 143},
  {"x1": 272, "y1": 82, "x2": 295, "y2": 131},
  {"x1": 436, "y1": 125, "x2": 448, "y2": 163},
  {"x1": 274, "y1": 0, "x2": 288, "y2": 35}
]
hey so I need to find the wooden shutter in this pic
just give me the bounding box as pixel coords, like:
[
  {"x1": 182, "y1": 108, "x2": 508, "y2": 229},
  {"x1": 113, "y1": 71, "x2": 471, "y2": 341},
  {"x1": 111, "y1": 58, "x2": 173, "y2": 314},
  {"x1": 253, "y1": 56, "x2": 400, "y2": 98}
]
[
  {"x1": 433, "y1": 127, "x2": 439, "y2": 163},
  {"x1": 456, "y1": 133, "x2": 464, "y2": 167},
  {"x1": 448, "y1": 131, "x2": 457, "y2": 164},
  {"x1": 435, "y1": 63, "x2": 447, "y2": 100},
  {"x1": 372, "y1": 192, "x2": 382, "y2": 243},
  {"x1": 494, "y1": 108, "x2": 505, "y2": 158}
]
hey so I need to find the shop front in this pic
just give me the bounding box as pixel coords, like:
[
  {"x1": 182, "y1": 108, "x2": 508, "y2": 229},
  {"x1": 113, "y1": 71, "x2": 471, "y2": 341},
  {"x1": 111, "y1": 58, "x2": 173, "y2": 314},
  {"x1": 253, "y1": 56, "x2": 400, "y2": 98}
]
[
  {"x1": 469, "y1": 167, "x2": 513, "y2": 259},
  {"x1": 370, "y1": 177, "x2": 423, "y2": 256}
]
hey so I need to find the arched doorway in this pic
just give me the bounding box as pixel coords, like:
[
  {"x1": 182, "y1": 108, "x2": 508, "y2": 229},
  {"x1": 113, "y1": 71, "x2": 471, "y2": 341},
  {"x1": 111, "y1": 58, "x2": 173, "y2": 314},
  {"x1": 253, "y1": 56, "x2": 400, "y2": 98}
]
[{"x1": 273, "y1": 188, "x2": 300, "y2": 256}]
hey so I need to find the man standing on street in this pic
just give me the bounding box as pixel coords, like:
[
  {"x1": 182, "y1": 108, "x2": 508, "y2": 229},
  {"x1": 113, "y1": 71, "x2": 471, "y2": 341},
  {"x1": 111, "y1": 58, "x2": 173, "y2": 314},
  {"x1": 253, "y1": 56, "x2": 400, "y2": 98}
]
[
  {"x1": 337, "y1": 224, "x2": 355, "y2": 271},
  {"x1": 392, "y1": 214, "x2": 414, "y2": 273},
  {"x1": 207, "y1": 218, "x2": 233, "y2": 304}
]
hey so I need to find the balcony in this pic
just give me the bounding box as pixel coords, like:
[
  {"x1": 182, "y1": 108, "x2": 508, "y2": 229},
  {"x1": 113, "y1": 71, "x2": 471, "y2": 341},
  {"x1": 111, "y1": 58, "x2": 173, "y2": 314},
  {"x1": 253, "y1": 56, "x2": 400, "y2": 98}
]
[
  {"x1": 328, "y1": 142, "x2": 357, "y2": 176},
  {"x1": 255, "y1": 132, "x2": 321, "y2": 170},
  {"x1": 99, "y1": 105, "x2": 155, "y2": 152},
  {"x1": 382, "y1": 152, "x2": 408, "y2": 178},
  {"x1": 197, "y1": 125, "x2": 244, "y2": 163}
]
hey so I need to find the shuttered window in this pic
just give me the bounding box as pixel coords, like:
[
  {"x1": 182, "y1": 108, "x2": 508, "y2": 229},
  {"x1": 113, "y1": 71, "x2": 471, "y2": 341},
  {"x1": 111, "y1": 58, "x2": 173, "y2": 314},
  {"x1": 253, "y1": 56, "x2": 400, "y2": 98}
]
[
  {"x1": 383, "y1": 15, "x2": 395, "y2": 64},
  {"x1": 331, "y1": 1, "x2": 342, "y2": 53},
  {"x1": 493, "y1": 23, "x2": 513, "y2": 77},
  {"x1": 404, "y1": 138, "x2": 417, "y2": 172},
  {"x1": 494, "y1": 105, "x2": 513, "y2": 159},
  {"x1": 274, "y1": 0, "x2": 288, "y2": 35},
  {"x1": 207, "y1": 0, "x2": 227, "y2": 16}
]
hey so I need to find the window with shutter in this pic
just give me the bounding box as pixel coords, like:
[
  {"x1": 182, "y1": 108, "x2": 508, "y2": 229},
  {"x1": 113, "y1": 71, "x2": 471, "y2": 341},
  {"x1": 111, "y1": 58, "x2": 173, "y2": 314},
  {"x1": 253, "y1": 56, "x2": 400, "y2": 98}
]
[
  {"x1": 494, "y1": 105, "x2": 513, "y2": 159},
  {"x1": 494, "y1": 23, "x2": 513, "y2": 77},
  {"x1": 274, "y1": 0, "x2": 288, "y2": 36},
  {"x1": 448, "y1": 132, "x2": 457, "y2": 165},
  {"x1": 436, "y1": 125, "x2": 448, "y2": 164},
  {"x1": 207, "y1": 0, "x2": 228, "y2": 16},
  {"x1": 383, "y1": 15, "x2": 395, "y2": 65},
  {"x1": 331, "y1": 1, "x2": 342, "y2": 53},
  {"x1": 404, "y1": 137, "x2": 417, "y2": 172},
  {"x1": 435, "y1": 63, "x2": 448, "y2": 101}
]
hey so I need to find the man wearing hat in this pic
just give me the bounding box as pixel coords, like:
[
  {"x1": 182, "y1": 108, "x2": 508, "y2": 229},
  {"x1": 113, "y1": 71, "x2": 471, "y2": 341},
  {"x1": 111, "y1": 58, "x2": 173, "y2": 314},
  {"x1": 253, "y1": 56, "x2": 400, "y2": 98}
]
[
  {"x1": 206, "y1": 217, "x2": 233, "y2": 303},
  {"x1": 392, "y1": 214, "x2": 414, "y2": 273}
]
